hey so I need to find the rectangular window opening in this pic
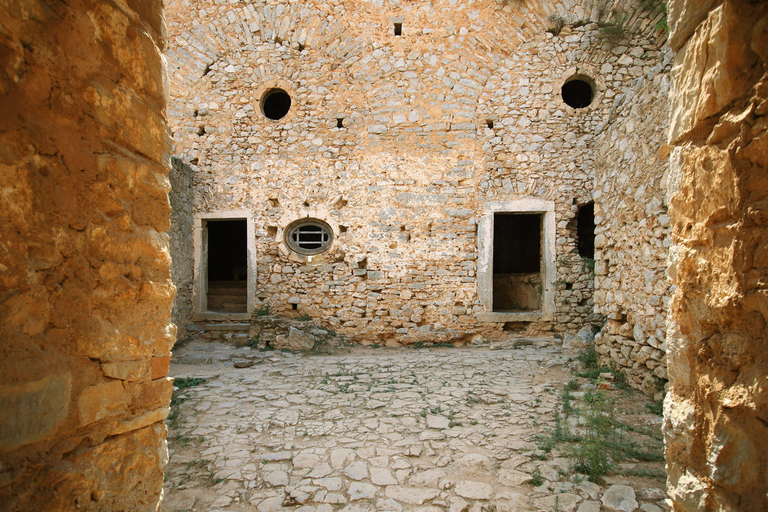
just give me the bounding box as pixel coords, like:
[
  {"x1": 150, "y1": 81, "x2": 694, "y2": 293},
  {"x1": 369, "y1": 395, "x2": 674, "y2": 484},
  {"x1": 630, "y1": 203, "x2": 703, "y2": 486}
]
[
  {"x1": 492, "y1": 213, "x2": 543, "y2": 312},
  {"x1": 394, "y1": 22, "x2": 402, "y2": 36},
  {"x1": 206, "y1": 219, "x2": 248, "y2": 313}
]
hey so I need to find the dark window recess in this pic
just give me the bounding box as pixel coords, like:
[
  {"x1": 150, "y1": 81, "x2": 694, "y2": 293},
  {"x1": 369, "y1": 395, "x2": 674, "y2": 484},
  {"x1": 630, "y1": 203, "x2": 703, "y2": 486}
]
[
  {"x1": 394, "y1": 23, "x2": 402, "y2": 36},
  {"x1": 261, "y1": 88, "x2": 291, "y2": 120},
  {"x1": 285, "y1": 220, "x2": 333, "y2": 255},
  {"x1": 562, "y1": 79, "x2": 594, "y2": 109},
  {"x1": 337, "y1": 118, "x2": 344, "y2": 128},
  {"x1": 486, "y1": 120, "x2": 494, "y2": 129},
  {"x1": 577, "y1": 202, "x2": 595, "y2": 258},
  {"x1": 494, "y1": 214, "x2": 541, "y2": 273},
  {"x1": 493, "y1": 213, "x2": 543, "y2": 312}
]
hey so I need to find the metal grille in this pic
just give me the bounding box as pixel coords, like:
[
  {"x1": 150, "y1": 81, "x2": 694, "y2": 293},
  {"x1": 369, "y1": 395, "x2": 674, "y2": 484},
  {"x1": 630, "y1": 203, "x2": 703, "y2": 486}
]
[{"x1": 286, "y1": 220, "x2": 332, "y2": 255}]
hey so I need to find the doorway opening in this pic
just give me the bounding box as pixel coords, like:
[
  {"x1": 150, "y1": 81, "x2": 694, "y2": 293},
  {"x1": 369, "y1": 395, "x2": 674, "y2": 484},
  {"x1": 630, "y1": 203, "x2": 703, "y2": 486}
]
[
  {"x1": 206, "y1": 219, "x2": 247, "y2": 313},
  {"x1": 493, "y1": 213, "x2": 543, "y2": 312}
]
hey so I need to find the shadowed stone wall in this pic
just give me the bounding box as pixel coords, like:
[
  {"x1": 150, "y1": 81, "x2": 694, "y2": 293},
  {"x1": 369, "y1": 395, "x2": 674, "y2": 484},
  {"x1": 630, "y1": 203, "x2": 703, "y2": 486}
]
[
  {"x1": 0, "y1": 0, "x2": 173, "y2": 510},
  {"x1": 593, "y1": 49, "x2": 674, "y2": 397},
  {"x1": 664, "y1": 0, "x2": 768, "y2": 509},
  {"x1": 169, "y1": 157, "x2": 195, "y2": 341}
]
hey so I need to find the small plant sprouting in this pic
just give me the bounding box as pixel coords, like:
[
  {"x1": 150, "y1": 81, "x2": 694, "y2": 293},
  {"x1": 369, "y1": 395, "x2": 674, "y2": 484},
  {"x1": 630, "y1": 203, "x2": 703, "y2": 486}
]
[
  {"x1": 530, "y1": 469, "x2": 544, "y2": 487},
  {"x1": 174, "y1": 377, "x2": 206, "y2": 390},
  {"x1": 578, "y1": 344, "x2": 598, "y2": 368},
  {"x1": 297, "y1": 314, "x2": 312, "y2": 321},
  {"x1": 646, "y1": 399, "x2": 664, "y2": 416},
  {"x1": 255, "y1": 303, "x2": 272, "y2": 316}
]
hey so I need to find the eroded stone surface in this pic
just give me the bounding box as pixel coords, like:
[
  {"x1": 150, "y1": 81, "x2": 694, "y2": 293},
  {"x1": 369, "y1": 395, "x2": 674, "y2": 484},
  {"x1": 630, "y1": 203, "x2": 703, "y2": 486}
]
[
  {"x1": 664, "y1": 0, "x2": 768, "y2": 509},
  {"x1": 0, "y1": 0, "x2": 172, "y2": 509}
]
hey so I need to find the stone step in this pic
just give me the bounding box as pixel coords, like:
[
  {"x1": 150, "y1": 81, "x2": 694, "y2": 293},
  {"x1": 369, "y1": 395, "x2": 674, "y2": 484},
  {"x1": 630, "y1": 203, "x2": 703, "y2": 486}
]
[
  {"x1": 199, "y1": 323, "x2": 250, "y2": 332},
  {"x1": 208, "y1": 294, "x2": 248, "y2": 305}
]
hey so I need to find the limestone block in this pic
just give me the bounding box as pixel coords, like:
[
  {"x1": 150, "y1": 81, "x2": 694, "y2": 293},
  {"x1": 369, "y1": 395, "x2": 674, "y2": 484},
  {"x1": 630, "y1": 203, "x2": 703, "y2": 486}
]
[
  {"x1": 130, "y1": 378, "x2": 173, "y2": 411},
  {"x1": 78, "y1": 381, "x2": 128, "y2": 426},
  {"x1": 534, "y1": 493, "x2": 581, "y2": 512},
  {"x1": 0, "y1": 373, "x2": 71, "y2": 450},
  {"x1": 385, "y1": 486, "x2": 440, "y2": 505},
  {"x1": 151, "y1": 356, "x2": 171, "y2": 379},
  {"x1": 601, "y1": 484, "x2": 638, "y2": 511},
  {"x1": 666, "y1": 469, "x2": 706, "y2": 512},
  {"x1": 49, "y1": 423, "x2": 167, "y2": 511},
  {"x1": 669, "y1": 3, "x2": 758, "y2": 142},
  {"x1": 708, "y1": 416, "x2": 758, "y2": 486},
  {"x1": 101, "y1": 360, "x2": 150, "y2": 381},
  {"x1": 273, "y1": 326, "x2": 317, "y2": 351},
  {"x1": 454, "y1": 481, "x2": 494, "y2": 500},
  {"x1": 667, "y1": 0, "x2": 720, "y2": 51}
]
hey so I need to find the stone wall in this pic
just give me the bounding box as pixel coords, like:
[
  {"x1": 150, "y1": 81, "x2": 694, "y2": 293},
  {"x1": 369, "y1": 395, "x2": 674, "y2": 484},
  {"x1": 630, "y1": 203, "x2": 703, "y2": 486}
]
[
  {"x1": 165, "y1": 0, "x2": 667, "y2": 342},
  {"x1": 664, "y1": 0, "x2": 768, "y2": 509},
  {"x1": 0, "y1": 1, "x2": 173, "y2": 510},
  {"x1": 169, "y1": 157, "x2": 195, "y2": 340},
  {"x1": 593, "y1": 48, "x2": 673, "y2": 398}
]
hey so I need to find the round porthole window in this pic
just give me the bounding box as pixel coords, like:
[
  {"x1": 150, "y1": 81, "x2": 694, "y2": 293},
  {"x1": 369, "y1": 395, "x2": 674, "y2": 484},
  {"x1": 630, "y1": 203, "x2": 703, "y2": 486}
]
[
  {"x1": 561, "y1": 76, "x2": 595, "y2": 109},
  {"x1": 285, "y1": 219, "x2": 333, "y2": 255},
  {"x1": 261, "y1": 88, "x2": 292, "y2": 120}
]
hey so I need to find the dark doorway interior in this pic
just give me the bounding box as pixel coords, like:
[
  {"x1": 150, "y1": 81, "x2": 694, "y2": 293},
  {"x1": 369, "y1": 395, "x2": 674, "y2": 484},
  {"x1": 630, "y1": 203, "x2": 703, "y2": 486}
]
[
  {"x1": 493, "y1": 213, "x2": 543, "y2": 311},
  {"x1": 207, "y1": 219, "x2": 247, "y2": 313},
  {"x1": 577, "y1": 202, "x2": 595, "y2": 259}
]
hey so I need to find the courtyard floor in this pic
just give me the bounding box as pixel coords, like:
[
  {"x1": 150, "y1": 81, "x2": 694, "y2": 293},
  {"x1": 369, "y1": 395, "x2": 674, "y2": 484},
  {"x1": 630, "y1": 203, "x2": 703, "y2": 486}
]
[{"x1": 163, "y1": 339, "x2": 668, "y2": 512}]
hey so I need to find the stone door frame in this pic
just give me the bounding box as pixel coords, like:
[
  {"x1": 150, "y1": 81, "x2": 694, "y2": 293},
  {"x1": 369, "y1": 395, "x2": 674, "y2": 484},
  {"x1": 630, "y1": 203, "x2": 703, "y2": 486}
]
[
  {"x1": 192, "y1": 210, "x2": 257, "y2": 319},
  {"x1": 477, "y1": 198, "x2": 556, "y2": 322}
]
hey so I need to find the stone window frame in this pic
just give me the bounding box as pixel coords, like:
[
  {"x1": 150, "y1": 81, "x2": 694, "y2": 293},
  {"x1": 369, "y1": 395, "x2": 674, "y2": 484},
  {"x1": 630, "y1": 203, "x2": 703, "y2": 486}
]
[
  {"x1": 276, "y1": 207, "x2": 340, "y2": 263},
  {"x1": 477, "y1": 198, "x2": 556, "y2": 322},
  {"x1": 556, "y1": 64, "x2": 605, "y2": 115},
  {"x1": 255, "y1": 79, "x2": 297, "y2": 123},
  {"x1": 284, "y1": 218, "x2": 334, "y2": 255},
  {"x1": 192, "y1": 210, "x2": 257, "y2": 320}
]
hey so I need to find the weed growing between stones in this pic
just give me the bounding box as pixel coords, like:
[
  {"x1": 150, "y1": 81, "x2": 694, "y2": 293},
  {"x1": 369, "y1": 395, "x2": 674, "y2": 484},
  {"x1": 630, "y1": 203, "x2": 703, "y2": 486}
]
[
  {"x1": 578, "y1": 344, "x2": 598, "y2": 367},
  {"x1": 646, "y1": 399, "x2": 664, "y2": 415},
  {"x1": 255, "y1": 303, "x2": 272, "y2": 316},
  {"x1": 537, "y1": 380, "x2": 665, "y2": 483},
  {"x1": 576, "y1": 344, "x2": 627, "y2": 388},
  {"x1": 168, "y1": 377, "x2": 207, "y2": 428},
  {"x1": 174, "y1": 377, "x2": 206, "y2": 390}
]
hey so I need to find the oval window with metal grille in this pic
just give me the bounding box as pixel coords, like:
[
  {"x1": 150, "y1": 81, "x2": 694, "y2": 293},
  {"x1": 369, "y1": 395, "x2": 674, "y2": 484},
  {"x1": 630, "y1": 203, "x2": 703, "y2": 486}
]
[{"x1": 285, "y1": 219, "x2": 333, "y2": 255}]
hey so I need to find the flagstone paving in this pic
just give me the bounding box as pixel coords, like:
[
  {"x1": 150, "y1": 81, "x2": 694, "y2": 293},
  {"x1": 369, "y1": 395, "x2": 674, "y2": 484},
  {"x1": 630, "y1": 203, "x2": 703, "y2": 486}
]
[{"x1": 163, "y1": 340, "x2": 668, "y2": 512}]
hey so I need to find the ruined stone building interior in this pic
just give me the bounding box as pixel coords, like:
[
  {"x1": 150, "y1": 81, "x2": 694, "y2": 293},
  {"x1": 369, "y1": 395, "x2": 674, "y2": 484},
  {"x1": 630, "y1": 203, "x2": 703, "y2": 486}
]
[{"x1": 0, "y1": 0, "x2": 766, "y2": 510}]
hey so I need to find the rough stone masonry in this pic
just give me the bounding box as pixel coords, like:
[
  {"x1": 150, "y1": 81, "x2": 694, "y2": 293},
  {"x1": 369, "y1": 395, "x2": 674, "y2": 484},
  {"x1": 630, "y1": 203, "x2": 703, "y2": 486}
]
[
  {"x1": 1, "y1": 0, "x2": 767, "y2": 511},
  {"x1": 164, "y1": 0, "x2": 669, "y2": 365},
  {"x1": 663, "y1": 0, "x2": 768, "y2": 509},
  {"x1": 0, "y1": 0, "x2": 174, "y2": 510}
]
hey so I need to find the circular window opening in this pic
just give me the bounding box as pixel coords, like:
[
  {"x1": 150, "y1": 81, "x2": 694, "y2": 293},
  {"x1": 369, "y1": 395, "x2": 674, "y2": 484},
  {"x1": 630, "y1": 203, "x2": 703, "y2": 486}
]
[
  {"x1": 285, "y1": 219, "x2": 333, "y2": 255},
  {"x1": 562, "y1": 78, "x2": 595, "y2": 109},
  {"x1": 261, "y1": 88, "x2": 292, "y2": 120}
]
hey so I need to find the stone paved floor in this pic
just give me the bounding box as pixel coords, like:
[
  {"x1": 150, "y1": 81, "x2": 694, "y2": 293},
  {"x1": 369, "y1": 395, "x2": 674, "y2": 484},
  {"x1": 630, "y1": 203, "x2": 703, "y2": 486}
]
[{"x1": 163, "y1": 340, "x2": 668, "y2": 512}]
